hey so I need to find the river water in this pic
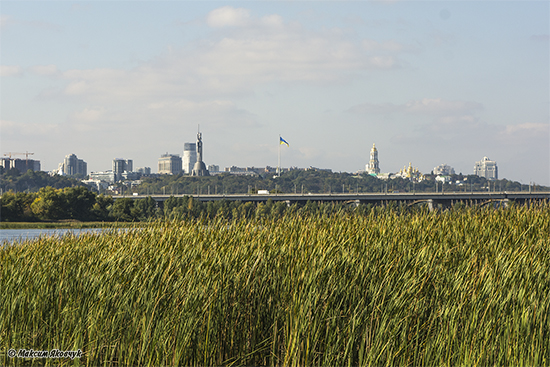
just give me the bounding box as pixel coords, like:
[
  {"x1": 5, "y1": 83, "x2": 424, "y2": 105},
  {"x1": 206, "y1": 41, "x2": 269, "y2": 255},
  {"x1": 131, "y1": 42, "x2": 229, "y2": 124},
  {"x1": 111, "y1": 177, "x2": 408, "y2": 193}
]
[{"x1": 1, "y1": 228, "x2": 110, "y2": 245}]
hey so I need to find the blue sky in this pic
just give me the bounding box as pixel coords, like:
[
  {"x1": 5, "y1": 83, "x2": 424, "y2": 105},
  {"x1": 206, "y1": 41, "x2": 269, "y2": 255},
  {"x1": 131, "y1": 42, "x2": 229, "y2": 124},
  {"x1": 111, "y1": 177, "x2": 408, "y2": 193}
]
[{"x1": 1, "y1": 1, "x2": 549, "y2": 184}]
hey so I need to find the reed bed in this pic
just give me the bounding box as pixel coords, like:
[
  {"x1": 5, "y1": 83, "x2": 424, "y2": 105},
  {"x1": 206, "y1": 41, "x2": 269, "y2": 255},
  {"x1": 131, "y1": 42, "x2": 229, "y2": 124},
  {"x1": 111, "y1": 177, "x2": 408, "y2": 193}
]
[{"x1": 1, "y1": 204, "x2": 549, "y2": 366}]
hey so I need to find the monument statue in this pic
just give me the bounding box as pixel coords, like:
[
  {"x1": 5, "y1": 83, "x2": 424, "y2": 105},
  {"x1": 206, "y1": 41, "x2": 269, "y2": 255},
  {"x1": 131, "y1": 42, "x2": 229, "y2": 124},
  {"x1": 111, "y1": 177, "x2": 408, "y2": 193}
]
[{"x1": 191, "y1": 127, "x2": 209, "y2": 176}]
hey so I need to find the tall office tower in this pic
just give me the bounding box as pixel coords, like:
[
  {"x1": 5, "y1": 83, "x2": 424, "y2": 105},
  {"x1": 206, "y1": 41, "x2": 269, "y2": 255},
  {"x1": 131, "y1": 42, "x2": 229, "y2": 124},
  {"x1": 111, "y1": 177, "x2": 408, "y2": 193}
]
[
  {"x1": 125, "y1": 159, "x2": 133, "y2": 172},
  {"x1": 366, "y1": 143, "x2": 380, "y2": 174},
  {"x1": 60, "y1": 154, "x2": 87, "y2": 176},
  {"x1": 113, "y1": 158, "x2": 125, "y2": 181},
  {"x1": 158, "y1": 154, "x2": 182, "y2": 175},
  {"x1": 183, "y1": 143, "x2": 197, "y2": 174},
  {"x1": 113, "y1": 158, "x2": 133, "y2": 181},
  {"x1": 191, "y1": 129, "x2": 209, "y2": 176},
  {"x1": 474, "y1": 157, "x2": 498, "y2": 180}
]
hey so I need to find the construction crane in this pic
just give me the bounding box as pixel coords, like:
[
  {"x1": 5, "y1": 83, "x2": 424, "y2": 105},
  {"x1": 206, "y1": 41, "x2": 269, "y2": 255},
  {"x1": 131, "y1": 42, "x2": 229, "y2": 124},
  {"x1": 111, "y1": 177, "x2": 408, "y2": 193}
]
[{"x1": 3, "y1": 152, "x2": 34, "y2": 166}]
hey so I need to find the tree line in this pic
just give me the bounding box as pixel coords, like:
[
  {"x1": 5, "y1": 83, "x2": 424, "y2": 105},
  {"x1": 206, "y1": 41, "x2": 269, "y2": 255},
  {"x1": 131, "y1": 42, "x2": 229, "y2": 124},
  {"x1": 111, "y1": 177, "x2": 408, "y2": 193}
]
[
  {"x1": 1, "y1": 185, "x2": 415, "y2": 223},
  {"x1": 1, "y1": 168, "x2": 542, "y2": 197},
  {"x1": 1, "y1": 169, "x2": 544, "y2": 223},
  {"x1": 0, "y1": 169, "x2": 84, "y2": 193}
]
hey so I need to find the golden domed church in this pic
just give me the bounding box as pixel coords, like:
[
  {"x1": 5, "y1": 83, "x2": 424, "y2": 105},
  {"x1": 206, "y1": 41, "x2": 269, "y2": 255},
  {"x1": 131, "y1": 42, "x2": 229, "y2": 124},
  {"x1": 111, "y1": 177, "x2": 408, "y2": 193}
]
[{"x1": 398, "y1": 162, "x2": 424, "y2": 182}]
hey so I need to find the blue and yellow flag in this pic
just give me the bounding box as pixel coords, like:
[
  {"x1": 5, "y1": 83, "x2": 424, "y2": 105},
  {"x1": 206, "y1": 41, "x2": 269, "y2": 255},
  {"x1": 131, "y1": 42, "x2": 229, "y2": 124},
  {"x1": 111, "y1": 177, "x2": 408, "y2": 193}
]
[{"x1": 280, "y1": 136, "x2": 289, "y2": 146}]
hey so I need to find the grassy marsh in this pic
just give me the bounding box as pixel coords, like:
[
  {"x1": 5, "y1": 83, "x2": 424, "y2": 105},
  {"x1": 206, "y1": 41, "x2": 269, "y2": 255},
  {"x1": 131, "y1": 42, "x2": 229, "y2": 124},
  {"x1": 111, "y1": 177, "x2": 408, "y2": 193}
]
[{"x1": 1, "y1": 205, "x2": 549, "y2": 365}]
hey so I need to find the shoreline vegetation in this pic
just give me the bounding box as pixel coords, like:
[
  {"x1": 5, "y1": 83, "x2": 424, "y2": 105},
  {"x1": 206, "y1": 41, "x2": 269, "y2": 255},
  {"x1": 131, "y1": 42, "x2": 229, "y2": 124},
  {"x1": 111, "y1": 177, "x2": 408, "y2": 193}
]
[
  {"x1": 3, "y1": 184, "x2": 549, "y2": 226},
  {"x1": 0, "y1": 221, "x2": 135, "y2": 230},
  {"x1": 2, "y1": 172, "x2": 549, "y2": 224},
  {"x1": 2, "y1": 204, "x2": 549, "y2": 365}
]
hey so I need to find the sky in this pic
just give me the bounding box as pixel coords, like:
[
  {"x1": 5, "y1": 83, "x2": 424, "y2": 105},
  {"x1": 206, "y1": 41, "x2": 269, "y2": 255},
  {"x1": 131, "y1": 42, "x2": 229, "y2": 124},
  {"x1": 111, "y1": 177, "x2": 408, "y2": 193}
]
[{"x1": 1, "y1": 1, "x2": 549, "y2": 185}]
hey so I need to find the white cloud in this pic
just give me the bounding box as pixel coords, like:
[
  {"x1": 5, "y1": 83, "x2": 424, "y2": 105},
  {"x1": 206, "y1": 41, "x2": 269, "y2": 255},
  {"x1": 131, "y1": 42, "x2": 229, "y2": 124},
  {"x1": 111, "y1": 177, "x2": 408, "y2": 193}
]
[
  {"x1": 29, "y1": 64, "x2": 59, "y2": 76},
  {"x1": 349, "y1": 98, "x2": 483, "y2": 116},
  {"x1": 206, "y1": 6, "x2": 284, "y2": 29},
  {"x1": 1, "y1": 119, "x2": 58, "y2": 135},
  {"x1": 207, "y1": 6, "x2": 251, "y2": 28},
  {"x1": 425, "y1": 115, "x2": 482, "y2": 135},
  {"x1": 392, "y1": 117, "x2": 549, "y2": 157},
  {"x1": 501, "y1": 122, "x2": 549, "y2": 135},
  {"x1": 362, "y1": 39, "x2": 407, "y2": 52},
  {"x1": 348, "y1": 102, "x2": 401, "y2": 114},
  {"x1": 497, "y1": 123, "x2": 550, "y2": 144},
  {"x1": 64, "y1": 97, "x2": 259, "y2": 138},
  {"x1": 51, "y1": 9, "x2": 411, "y2": 108},
  {"x1": 71, "y1": 107, "x2": 106, "y2": 123},
  {"x1": 404, "y1": 98, "x2": 483, "y2": 115},
  {"x1": 260, "y1": 14, "x2": 284, "y2": 28},
  {"x1": 0, "y1": 65, "x2": 22, "y2": 77}
]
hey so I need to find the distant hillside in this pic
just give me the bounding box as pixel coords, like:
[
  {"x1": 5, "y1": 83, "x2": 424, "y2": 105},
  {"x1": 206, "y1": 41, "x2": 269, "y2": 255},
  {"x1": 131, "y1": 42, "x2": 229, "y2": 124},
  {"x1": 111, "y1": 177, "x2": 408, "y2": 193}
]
[
  {"x1": 0, "y1": 168, "x2": 85, "y2": 193},
  {"x1": 134, "y1": 170, "x2": 547, "y2": 196}
]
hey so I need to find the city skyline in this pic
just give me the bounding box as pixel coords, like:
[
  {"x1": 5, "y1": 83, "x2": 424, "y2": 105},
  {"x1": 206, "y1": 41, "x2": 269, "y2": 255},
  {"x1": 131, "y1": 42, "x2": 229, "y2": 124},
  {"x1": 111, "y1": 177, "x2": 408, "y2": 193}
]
[{"x1": 1, "y1": 1, "x2": 548, "y2": 185}]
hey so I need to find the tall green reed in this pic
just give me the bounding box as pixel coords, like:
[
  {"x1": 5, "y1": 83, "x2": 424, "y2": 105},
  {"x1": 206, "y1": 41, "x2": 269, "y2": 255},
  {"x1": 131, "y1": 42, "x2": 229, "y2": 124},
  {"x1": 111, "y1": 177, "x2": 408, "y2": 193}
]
[{"x1": 1, "y1": 204, "x2": 548, "y2": 366}]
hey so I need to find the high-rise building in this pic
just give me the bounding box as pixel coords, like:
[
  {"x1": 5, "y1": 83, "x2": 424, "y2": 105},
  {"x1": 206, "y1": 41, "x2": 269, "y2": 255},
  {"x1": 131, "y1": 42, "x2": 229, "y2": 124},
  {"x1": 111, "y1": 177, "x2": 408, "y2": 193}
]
[
  {"x1": 183, "y1": 143, "x2": 197, "y2": 174},
  {"x1": 433, "y1": 164, "x2": 455, "y2": 176},
  {"x1": 113, "y1": 158, "x2": 133, "y2": 181},
  {"x1": 158, "y1": 154, "x2": 182, "y2": 175},
  {"x1": 366, "y1": 143, "x2": 380, "y2": 174},
  {"x1": 58, "y1": 154, "x2": 87, "y2": 176},
  {"x1": 474, "y1": 157, "x2": 498, "y2": 180},
  {"x1": 0, "y1": 158, "x2": 40, "y2": 172}
]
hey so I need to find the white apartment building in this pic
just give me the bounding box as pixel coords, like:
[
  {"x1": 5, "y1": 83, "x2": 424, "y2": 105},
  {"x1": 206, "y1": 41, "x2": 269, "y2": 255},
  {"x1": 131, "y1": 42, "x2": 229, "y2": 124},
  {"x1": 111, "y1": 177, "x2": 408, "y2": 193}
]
[
  {"x1": 158, "y1": 154, "x2": 182, "y2": 175},
  {"x1": 474, "y1": 157, "x2": 498, "y2": 180}
]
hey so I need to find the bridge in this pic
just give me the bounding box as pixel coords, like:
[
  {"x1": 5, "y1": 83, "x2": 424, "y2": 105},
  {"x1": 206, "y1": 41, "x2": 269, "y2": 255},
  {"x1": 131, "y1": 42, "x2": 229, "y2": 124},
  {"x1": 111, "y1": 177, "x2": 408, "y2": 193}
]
[{"x1": 118, "y1": 191, "x2": 549, "y2": 210}]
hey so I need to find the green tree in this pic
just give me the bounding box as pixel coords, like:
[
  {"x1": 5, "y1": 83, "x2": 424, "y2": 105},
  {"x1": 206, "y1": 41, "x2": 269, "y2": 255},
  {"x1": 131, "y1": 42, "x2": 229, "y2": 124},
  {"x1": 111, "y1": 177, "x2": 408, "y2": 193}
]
[
  {"x1": 64, "y1": 186, "x2": 97, "y2": 221},
  {"x1": 109, "y1": 198, "x2": 135, "y2": 222},
  {"x1": 92, "y1": 194, "x2": 113, "y2": 221},
  {"x1": 131, "y1": 196, "x2": 158, "y2": 221},
  {"x1": 30, "y1": 187, "x2": 66, "y2": 220},
  {"x1": 1, "y1": 192, "x2": 36, "y2": 222}
]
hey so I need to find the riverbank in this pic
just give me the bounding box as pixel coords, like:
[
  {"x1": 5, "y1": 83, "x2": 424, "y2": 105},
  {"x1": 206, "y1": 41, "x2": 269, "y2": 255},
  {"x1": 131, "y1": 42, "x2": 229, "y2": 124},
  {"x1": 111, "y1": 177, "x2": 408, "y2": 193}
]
[{"x1": 0, "y1": 221, "x2": 136, "y2": 230}]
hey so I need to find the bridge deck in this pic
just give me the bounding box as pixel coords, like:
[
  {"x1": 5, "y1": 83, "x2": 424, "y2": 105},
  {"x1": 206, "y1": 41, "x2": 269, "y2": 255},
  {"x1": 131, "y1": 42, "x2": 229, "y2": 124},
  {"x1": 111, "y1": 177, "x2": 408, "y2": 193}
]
[{"x1": 118, "y1": 192, "x2": 550, "y2": 205}]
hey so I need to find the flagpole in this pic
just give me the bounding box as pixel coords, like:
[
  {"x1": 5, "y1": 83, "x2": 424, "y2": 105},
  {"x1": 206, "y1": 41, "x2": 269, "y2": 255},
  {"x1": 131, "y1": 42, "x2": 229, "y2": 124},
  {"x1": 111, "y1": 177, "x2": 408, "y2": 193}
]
[{"x1": 278, "y1": 135, "x2": 281, "y2": 177}]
